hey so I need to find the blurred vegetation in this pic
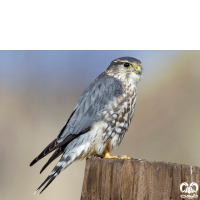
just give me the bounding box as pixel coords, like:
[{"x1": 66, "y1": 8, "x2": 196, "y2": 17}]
[{"x1": 1, "y1": 51, "x2": 200, "y2": 200}]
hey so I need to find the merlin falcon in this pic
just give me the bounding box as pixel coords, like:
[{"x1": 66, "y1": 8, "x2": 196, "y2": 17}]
[{"x1": 30, "y1": 57, "x2": 142, "y2": 194}]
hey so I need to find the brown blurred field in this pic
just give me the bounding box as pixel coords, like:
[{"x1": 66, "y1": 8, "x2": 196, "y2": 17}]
[{"x1": 1, "y1": 51, "x2": 200, "y2": 200}]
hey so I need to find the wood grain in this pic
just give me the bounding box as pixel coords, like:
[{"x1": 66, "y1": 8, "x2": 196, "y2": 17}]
[{"x1": 81, "y1": 157, "x2": 200, "y2": 200}]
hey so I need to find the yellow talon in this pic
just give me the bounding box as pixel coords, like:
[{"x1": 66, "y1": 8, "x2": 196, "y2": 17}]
[
  {"x1": 120, "y1": 155, "x2": 131, "y2": 159},
  {"x1": 98, "y1": 149, "x2": 131, "y2": 159},
  {"x1": 99, "y1": 149, "x2": 118, "y2": 159}
]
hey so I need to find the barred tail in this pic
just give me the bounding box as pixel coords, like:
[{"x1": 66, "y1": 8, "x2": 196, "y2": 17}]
[
  {"x1": 34, "y1": 154, "x2": 75, "y2": 195},
  {"x1": 34, "y1": 133, "x2": 89, "y2": 195}
]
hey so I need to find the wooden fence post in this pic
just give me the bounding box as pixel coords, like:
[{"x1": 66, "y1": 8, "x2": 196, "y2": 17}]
[{"x1": 81, "y1": 157, "x2": 200, "y2": 200}]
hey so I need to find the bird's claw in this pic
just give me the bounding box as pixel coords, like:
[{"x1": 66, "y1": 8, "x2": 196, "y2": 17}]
[{"x1": 118, "y1": 155, "x2": 131, "y2": 159}]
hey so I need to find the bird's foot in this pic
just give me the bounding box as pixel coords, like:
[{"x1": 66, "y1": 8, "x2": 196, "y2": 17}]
[
  {"x1": 98, "y1": 149, "x2": 119, "y2": 158},
  {"x1": 98, "y1": 150, "x2": 118, "y2": 159},
  {"x1": 97, "y1": 149, "x2": 131, "y2": 159},
  {"x1": 118, "y1": 155, "x2": 131, "y2": 159}
]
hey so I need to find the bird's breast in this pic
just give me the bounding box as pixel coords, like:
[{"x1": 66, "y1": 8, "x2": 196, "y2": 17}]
[
  {"x1": 101, "y1": 83, "x2": 137, "y2": 149},
  {"x1": 86, "y1": 82, "x2": 137, "y2": 156}
]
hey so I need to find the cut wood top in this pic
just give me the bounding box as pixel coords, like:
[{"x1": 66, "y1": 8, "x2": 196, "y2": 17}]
[{"x1": 81, "y1": 157, "x2": 200, "y2": 200}]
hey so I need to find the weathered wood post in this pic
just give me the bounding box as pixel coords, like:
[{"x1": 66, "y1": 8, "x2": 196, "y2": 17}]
[{"x1": 81, "y1": 157, "x2": 200, "y2": 200}]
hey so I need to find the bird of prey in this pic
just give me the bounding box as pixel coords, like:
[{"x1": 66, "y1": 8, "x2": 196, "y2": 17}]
[{"x1": 30, "y1": 56, "x2": 142, "y2": 194}]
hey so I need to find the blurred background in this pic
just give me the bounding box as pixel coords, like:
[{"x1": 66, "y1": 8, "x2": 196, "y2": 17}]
[{"x1": 1, "y1": 50, "x2": 200, "y2": 200}]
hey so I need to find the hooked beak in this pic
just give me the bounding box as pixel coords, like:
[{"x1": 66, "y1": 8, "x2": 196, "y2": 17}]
[{"x1": 133, "y1": 66, "x2": 142, "y2": 75}]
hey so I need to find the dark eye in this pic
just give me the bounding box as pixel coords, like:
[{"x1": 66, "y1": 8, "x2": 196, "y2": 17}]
[{"x1": 124, "y1": 63, "x2": 130, "y2": 67}]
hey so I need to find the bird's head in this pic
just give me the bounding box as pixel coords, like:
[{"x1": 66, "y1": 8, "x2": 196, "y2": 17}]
[{"x1": 106, "y1": 57, "x2": 142, "y2": 84}]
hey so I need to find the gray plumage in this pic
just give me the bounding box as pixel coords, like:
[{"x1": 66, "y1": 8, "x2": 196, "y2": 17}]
[
  {"x1": 30, "y1": 57, "x2": 142, "y2": 194},
  {"x1": 57, "y1": 72, "x2": 123, "y2": 142}
]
